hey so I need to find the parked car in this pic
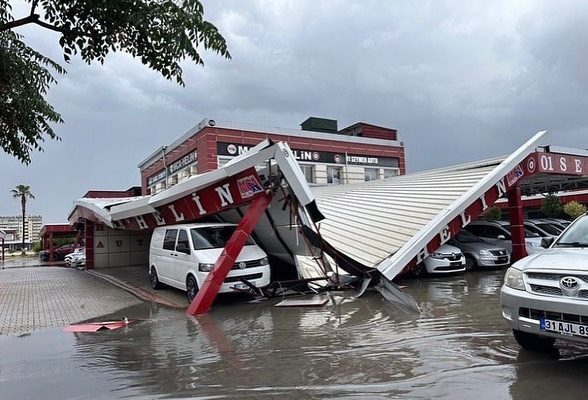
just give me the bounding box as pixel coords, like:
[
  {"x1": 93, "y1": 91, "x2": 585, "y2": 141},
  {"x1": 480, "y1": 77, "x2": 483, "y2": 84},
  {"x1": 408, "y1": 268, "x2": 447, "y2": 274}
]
[
  {"x1": 501, "y1": 213, "x2": 588, "y2": 351},
  {"x1": 65, "y1": 248, "x2": 85, "y2": 268},
  {"x1": 545, "y1": 218, "x2": 571, "y2": 229},
  {"x1": 414, "y1": 244, "x2": 466, "y2": 276},
  {"x1": 447, "y1": 230, "x2": 510, "y2": 270},
  {"x1": 524, "y1": 220, "x2": 560, "y2": 240},
  {"x1": 527, "y1": 219, "x2": 564, "y2": 236},
  {"x1": 463, "y1": 220, "x2": 543, "y2": 255},
  {"x1": 39, "y1": 243, "x2": 79, "y2": 261},
  {"x1": 149, "y1": 223, "x2": 271, "y2": 302}
]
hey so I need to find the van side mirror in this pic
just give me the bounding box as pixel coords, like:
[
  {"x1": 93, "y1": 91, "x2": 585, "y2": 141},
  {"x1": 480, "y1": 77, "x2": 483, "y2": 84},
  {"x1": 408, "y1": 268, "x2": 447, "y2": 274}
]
[
  {"x1": 541, "y1": 237, "x2": 555, "y2": 248},
  {"x1": 176, "y1": 243, "x2": 190, "y2": 254}
]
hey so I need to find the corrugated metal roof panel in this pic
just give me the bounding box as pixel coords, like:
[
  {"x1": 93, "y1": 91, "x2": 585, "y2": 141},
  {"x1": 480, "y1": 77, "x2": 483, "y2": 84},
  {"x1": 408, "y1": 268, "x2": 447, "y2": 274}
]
[{"x1": 312, "y1": 162, "x2": 500, "y2": 267}]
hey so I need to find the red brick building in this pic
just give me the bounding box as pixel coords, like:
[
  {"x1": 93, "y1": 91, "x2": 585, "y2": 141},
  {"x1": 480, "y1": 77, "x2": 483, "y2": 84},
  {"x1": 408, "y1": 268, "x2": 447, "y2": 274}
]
[{"x1": 138, "y1": 117, "x2": 406, "y2": 195}]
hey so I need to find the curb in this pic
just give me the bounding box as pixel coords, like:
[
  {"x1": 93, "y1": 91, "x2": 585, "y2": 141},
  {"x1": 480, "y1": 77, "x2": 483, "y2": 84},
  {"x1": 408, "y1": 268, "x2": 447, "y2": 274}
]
[{"x1": 86, "y1": 270, "x2": 185, "y2": 309}]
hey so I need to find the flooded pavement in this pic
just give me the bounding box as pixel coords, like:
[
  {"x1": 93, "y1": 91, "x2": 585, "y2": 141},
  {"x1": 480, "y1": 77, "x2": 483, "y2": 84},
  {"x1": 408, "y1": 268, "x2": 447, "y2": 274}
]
[{"x1": 1, "y1": 270, "x2": 588, "y2": 399}]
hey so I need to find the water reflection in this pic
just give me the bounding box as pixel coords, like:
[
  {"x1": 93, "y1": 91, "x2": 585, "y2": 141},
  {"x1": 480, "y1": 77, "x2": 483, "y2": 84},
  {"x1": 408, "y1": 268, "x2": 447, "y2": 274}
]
[{"x1": 2, "y1": 270, "x2": 588, "y2": 399}]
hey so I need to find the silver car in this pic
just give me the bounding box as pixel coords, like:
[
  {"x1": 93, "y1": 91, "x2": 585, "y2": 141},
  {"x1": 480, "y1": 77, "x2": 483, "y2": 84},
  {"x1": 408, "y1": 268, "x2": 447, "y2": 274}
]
[
  {"x1": 447, "y1": 230, "x2": 510, "y2": 270},
  {"x1": 501, "y1": 213, "x2": 588, "y2": 351}
]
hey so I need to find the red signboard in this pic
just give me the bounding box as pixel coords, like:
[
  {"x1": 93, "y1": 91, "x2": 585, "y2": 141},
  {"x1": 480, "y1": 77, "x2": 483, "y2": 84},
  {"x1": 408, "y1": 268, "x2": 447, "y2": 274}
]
[
  {"x1": 116, "y1": 168, "x2": 265, "y2": 230},
  {"x1": 525, "y1": 153, "x2": 588, "y2": 175}
]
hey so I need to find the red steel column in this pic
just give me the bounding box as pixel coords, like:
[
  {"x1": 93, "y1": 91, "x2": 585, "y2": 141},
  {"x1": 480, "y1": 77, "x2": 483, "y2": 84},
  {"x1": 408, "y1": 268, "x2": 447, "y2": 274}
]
[
  {"x1": 48, "y1": 232, "x2": 54, "y2": 262},
  {"x1": 186, "y1": 192, "x2": 272, "y2": 316},
  {"x1": 508, "y1": 185, "x2": 527, "y2": 262},
  {"x1": 85, "y1": 220, "x2": 94, "y2": 270}
]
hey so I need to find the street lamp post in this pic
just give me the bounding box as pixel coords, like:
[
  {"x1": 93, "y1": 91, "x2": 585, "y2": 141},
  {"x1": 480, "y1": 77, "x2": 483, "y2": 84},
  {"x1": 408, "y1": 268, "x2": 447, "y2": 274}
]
[{"x1": 161, "y1": 145, "x2": 168, "y2": 190}]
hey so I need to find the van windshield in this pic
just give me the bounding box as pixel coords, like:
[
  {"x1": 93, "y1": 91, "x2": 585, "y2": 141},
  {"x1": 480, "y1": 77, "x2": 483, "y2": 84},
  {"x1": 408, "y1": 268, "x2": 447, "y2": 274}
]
[{"x1": 190, "y1": 226, "x2": 255, "y2": 250}]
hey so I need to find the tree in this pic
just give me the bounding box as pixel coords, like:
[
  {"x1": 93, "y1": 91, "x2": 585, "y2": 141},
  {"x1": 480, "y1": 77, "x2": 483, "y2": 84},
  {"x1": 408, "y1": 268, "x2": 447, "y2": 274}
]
[
  {"x1": 10, "y1": 185, "x2": 35, "y2": 254},
  {"x1": 563, "y1": 201, "x2": 587, "y2": 220},
  {"x1": 482, "y1": 206, "x2": 502, "y2": 221},
  {"x1": 540, "y1": 193, "x2": 563, "y2": 218},
  {"x1": 0, "y1": 0, "x2": 230, "y2": 164}
]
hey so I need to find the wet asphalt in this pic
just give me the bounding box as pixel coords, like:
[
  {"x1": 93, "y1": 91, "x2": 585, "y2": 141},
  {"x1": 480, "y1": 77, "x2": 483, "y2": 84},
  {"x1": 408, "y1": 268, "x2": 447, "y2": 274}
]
[{"x1": 1, "y1": 269, "x2": 588, "y2": 399}]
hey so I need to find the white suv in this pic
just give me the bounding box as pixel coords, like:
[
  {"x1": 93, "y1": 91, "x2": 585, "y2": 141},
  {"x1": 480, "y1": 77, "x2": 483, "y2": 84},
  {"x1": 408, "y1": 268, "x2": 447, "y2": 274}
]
[{"x1": 501, "y1": 214, "x2": 588, "y2": 351}]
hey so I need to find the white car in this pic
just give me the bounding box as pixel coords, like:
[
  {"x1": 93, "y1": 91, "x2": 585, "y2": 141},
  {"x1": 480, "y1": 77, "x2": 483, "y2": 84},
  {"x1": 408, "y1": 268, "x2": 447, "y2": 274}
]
[
  {"x1": 414, "y1": 244, "x2": 466, "y2": 275},
  {"x1": 65, "y1": 248, "x2": 86, "y2": 269},
  {"x1": 501, "y1": 213, "x2": 588, "y2": 351}
]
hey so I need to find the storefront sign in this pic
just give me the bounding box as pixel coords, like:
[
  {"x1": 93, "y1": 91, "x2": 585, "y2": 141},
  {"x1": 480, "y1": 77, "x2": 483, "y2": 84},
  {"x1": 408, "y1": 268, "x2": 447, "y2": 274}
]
[
  {"x1": 147, "y1": 151, "x2": 198, "y2": 186},
  {"x1": 217, "y1": 142, "x2": 399, "y2": 168}
]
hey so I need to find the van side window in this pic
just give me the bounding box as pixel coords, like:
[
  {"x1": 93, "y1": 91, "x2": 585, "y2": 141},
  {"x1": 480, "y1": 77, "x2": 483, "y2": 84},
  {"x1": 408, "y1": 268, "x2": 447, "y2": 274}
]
[
  {"x1": 176, "y1": 229, "x2": 191, "y2": 254},
  {"x1": 163, "y1": 229, "x2": 178, "y2": 250}
]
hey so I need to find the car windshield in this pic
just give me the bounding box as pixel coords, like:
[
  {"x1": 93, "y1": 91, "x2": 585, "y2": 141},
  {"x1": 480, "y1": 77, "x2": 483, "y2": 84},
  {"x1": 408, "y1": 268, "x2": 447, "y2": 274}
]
[
  {"x1": 190, "y1": 226, "x2": 255, "y2": 250},
  {"x1": 455, "y1": 230, "x2": 482, "y2": 243},
  {"x1": 535, "y1": 223, "x2": 562, "y2": 235},
  {"x1": 555, "y1": 216, "x2": 588, "y2": 247}
]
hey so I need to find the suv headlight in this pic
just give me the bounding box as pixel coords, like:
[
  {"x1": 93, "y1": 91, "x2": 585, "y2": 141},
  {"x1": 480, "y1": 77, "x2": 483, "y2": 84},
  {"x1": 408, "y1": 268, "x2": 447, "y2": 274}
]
[
  {"x1": 479, "y1": 249, "x2": 492, "y2": 256},
  {"x1": 504, "y1": 267, "x2": 525, "y2": 290},
  {"x1": 259, "y1": 257, "x2": 269, "y2": 266},
  {"x1": 198, "y1": 263, "x2": 214, "y2": 272}
]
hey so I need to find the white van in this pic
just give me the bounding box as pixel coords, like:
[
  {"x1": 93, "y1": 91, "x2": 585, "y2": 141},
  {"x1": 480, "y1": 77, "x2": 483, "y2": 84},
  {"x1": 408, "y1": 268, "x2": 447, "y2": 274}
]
[{"x1": 149, "y1": 223, "x2": 271, "y2": 301}]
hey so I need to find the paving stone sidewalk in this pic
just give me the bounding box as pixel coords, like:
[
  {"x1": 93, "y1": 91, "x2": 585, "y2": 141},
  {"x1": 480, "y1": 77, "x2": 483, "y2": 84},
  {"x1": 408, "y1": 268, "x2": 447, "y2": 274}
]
[{"x1": 0, "y1": 267, "x2": 143, "y2": 336}]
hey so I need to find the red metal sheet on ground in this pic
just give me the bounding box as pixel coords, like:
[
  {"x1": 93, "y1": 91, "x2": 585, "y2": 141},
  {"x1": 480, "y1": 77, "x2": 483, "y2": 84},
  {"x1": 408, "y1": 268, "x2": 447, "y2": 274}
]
[{"x1": 63, "y1": 320, "x2": 131, "y2": 332}]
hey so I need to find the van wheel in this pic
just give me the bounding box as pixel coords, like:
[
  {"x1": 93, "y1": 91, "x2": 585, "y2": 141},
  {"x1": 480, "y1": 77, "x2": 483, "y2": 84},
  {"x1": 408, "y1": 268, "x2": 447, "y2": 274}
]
[
  {"x1": 512, "y1": 330, "x2": 556, "y2": 352},
  {"x1": 186, "y1": 275, "x2": 199, "y2": 303},
  {"x1": 150, "y1": 267, "x2": 162, "y2": 290},
  {"x1": 465, "y1": 255, "x2": 476, "y2": 271}
]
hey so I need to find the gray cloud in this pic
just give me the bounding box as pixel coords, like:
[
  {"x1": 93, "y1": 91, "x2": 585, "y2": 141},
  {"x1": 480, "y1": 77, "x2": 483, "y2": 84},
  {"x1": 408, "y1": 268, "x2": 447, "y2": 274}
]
[{"x1": 1, "y1": 0, "x2": 587, "y2": 222}]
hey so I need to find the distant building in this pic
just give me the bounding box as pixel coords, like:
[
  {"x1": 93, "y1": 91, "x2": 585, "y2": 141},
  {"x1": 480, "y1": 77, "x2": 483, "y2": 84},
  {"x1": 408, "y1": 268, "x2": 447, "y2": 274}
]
[
  {"x1": 138, "y1": 117, "x2": 406, "y2": 195},
  {"x1": 0, "y1": 215, "x2": 43, "y2": 250}
]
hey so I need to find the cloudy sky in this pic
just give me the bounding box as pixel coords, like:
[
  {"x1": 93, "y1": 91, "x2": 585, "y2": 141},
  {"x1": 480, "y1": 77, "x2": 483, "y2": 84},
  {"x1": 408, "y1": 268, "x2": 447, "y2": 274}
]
[{"x1": 1, "y1": 0, "x2": 588, "y2": 222}]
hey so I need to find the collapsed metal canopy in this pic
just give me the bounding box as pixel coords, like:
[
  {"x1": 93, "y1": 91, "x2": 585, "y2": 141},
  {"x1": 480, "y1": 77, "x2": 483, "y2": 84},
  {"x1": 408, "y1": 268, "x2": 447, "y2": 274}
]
[{"x1": 70, "y1": 131, "x2": 559, "y2": 285}]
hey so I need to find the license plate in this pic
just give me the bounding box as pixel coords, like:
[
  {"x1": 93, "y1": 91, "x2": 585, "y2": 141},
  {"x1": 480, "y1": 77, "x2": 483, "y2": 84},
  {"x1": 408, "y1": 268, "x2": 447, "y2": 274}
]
[
  {"x1": 540, "y1": 318, "x2": 588, "y2": 337},
  {"x1": 450, "y1": 261, "x2": 463, "y2": 267},
  {"x1": 233, "y1": 283, "x2": 248, "y2": 290},
  {"x1": 497, "y1": 256, "x2": 508, "y2": 263}
]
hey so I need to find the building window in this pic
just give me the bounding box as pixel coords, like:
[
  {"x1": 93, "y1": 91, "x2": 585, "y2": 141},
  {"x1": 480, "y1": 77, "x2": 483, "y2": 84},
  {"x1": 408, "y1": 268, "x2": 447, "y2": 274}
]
[
  {"x1": 299, "y1": 164, "x2": 315, "y2": 183},
  {"x1": 327, "y1": 166, "x2": 342, "y2": 184},
  {"x1": 384, "y1": 169, "x2": 399, "y2": 178},
  {"x1": 364, "y1": 168, "x2": 380, "y2": 181}
]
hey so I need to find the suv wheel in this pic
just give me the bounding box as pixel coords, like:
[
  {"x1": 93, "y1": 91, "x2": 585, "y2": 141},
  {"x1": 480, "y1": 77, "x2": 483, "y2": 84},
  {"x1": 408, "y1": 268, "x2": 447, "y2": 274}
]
[
  {"x1": 512, "y1": 329, "x2": 556, "y2": 352},
  {"x1": 149, "y1": 267, "x2": 162, "y2": 290}
]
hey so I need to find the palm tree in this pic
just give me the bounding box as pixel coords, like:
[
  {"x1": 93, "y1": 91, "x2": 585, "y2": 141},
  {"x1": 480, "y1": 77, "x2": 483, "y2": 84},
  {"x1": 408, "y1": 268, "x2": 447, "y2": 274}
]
[{"x1": 10, "y1": 185, "x2": 35, "y2": 254}]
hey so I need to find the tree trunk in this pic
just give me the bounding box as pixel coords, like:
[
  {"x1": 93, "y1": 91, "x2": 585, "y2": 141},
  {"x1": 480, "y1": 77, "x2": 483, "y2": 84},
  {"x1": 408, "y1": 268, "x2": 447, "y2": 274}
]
[{"x1": 21, "y1": 197, "x2": 26, "y2": 255}]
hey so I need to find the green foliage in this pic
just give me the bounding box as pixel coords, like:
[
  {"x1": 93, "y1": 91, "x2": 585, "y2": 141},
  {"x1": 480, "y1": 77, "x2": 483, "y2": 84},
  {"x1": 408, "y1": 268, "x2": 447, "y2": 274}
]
[
  {"x1": 53, "y1": 237, "x2": 76, "y2": 247},
  {"x1": 32, "y1": 241, "x2": 41, "y2": 253},
  {"x1": 563, "y1": 201, "x2": 587, "y2": 220},
  {"x1": 482, "y1": 206, "x2": 502, "y2": 221},
  {"x1": 0, "y1": 30, "x2": 64, "y2": 164},
  {"x1": 541, "y1": 193, "x2": 563, "y2": 218},
  {"x1": 0, "y1": 0, "x2": 230, "y2": 163}
]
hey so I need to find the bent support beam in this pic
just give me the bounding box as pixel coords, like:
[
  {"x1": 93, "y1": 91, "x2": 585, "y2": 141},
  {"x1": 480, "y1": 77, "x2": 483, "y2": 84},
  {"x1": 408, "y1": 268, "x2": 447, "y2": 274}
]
[{"x1": 186, "y1": 192, "x2": 273, "y2": 316}]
